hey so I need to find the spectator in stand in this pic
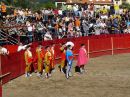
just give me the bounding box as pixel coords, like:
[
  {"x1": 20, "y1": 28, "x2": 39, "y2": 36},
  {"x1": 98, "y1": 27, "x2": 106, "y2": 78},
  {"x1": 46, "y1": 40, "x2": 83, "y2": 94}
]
[
  {"x1": 83, "y1": 2, "x2": 88, "y2": 11},
  {"x1": 114, "y1": 2, "x2": 119, "y2": 15},
  {"x1": 73, "y1": 4, "x2": 79, "y2": 16},
  {"x1": 75, "y1": 17, "x2": 81, "y2": 31},
  {"x1": 89, "y1": 2, "x2": 94, "y2": 17},
  {"x1": 26, "y1": 21, "x2": 33, "y2": 43},
  {"x1": 82, "y1": 18, "x2": 89, "y2": 36},
  {"x1": 1, "y1": 3, "x2": 130, "y2": 45},
  {"x1": 110, "y1": 4, "x2": 115, "y2": 15},
  {"x1": 44, "y1": 30, "x2": 52, "y2": 41},
  {"x1": 1, "y1": 2, "x2": 7, "y2": 17}
]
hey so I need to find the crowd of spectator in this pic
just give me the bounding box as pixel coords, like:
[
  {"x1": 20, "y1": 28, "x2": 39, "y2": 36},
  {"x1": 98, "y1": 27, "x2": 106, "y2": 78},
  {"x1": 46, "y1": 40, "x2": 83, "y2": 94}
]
[{"x1": 0, "y1": 2, "x2": 130, "y2": 44}]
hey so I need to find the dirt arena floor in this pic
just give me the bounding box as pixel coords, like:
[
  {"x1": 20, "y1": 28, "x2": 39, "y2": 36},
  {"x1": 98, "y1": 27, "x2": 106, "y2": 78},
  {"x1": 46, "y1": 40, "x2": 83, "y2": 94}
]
[{"x1": 3, "y1": 54, "x2": 130, "y2": 97}]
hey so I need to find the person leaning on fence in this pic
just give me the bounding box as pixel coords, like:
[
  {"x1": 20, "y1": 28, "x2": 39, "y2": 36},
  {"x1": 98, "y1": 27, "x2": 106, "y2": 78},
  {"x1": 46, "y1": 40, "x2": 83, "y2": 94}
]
[
  {"x1": 66, "y1": 45, "x2": 74, "y2": 79},
  {"x1": 44, "y1": 46, "x2": 52, "y2": 78},
  {"x1": 0, "y1": 46, "x2": 9, "y2": 55},
  {"x1": 17, "y1": 43, "x2": 32, "y2": 52},
  {"x1": 36, "y1": 45, "x2": 44, "y2": 77},
  {"x1": 24, "y1": 46, "x2": 33, "y2": 77}
]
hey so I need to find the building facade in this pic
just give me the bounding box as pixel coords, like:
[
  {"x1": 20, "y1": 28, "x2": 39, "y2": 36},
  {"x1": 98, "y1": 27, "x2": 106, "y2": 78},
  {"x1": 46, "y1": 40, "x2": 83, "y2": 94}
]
[
  {"x1": 55, "y1": 0, "x2": 113, "y2": 4},
  {"x1": 67, "y1": 0, "x2": 112, "y2": 4},
  {"x1": 55, "y1": 0, "x2": 130, "y2": 7},
  {"x1": 113, "y1": 0, "x2": 130, "y2": 5}
]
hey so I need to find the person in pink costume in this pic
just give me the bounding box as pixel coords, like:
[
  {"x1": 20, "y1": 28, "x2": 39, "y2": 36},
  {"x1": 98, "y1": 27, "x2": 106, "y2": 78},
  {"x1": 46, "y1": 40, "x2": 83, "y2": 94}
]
[{"x1": 77, "y1": 44, "x2": 89, "y2": 73}]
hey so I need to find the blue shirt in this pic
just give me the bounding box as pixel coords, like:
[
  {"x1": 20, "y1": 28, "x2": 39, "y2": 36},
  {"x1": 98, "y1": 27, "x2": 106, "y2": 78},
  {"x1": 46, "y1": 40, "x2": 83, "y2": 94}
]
[
  {"x1": 66, "y1": 49, "x2": 73, "y2": 65},
  {"x1": 127, "y1": 22, "x2": 130, "y2": 27}
]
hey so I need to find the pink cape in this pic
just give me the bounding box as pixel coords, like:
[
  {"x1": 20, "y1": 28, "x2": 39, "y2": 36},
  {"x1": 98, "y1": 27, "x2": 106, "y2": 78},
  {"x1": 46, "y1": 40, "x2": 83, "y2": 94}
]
[{"x1": 77, "y1": 47, "x2": 89, "y2": 67}]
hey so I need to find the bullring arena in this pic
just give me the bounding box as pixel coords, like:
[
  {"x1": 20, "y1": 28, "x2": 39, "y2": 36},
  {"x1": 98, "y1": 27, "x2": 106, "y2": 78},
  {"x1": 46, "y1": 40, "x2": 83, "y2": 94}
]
[
  {"x1": 1, "y1": 34, "x2": 130, "y2": 97},
  {"x1": 3, "y1": 54, "x2": 130, "y2": 97}
]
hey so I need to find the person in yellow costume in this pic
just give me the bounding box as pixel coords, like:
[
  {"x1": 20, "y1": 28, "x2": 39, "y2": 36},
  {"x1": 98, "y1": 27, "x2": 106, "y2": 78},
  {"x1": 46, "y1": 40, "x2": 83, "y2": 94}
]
[
  {"x1": 24, "y1": 46, "x2": 33, "y2": 77},
  {"x1": 36, "y1": 45, "x2": 44, "y2": 77},
  {"x1": 50, "y1": 44, "x2": 56, "y2": 72},
  {"x1": 44, "y1": 46, "x2": 52, "y2": 78}
]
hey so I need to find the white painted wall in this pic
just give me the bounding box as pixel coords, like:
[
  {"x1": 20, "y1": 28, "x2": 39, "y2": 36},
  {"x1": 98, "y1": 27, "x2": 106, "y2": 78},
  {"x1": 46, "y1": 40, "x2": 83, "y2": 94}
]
[
  {"x1": 113, "y1": 0, "x2": 130, "y2": 5},
  {"x1": 113, "y1": 0, "x2": 122, "y2": 5}
]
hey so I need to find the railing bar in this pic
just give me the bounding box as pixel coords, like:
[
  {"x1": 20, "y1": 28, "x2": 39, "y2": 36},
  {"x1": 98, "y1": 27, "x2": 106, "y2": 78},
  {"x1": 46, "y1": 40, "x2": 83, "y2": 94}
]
[
  {"x1": 0, "y1": 31, "x2": 19, "y2": 42},
  {"x1": 0, "y1": 31, "x2": 19, "y2": 44},
  {"x1": 0, "y1": 72, "x2": 11, "y2": 79}
]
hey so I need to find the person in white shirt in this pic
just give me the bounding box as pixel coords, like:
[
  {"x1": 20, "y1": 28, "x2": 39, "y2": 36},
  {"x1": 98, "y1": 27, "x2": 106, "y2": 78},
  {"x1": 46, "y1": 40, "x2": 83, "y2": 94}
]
[
  {"x1": 44, "y1": 31, "x2": 52, "y2": 41},
  {"x1": 0, "y1": 46, "x2": 9, "y2": 55},
  {"x1": 99, "y1": 20, "x2": 106, "y2": 28},
  {"x1": 58, "y1": 9, "x2": 63, "y2": 16},
  {"x1": 26, "y1": 22, "x2": 33, "y2": 43},
  {"x1": 73, "y1": 4, "x2": 79, "y2": 16}
]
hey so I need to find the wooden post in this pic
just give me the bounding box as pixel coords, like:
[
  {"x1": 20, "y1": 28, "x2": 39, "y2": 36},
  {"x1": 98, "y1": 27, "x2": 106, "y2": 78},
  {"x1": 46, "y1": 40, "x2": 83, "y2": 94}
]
[
  {"x1": 87, "y1": 39, "x2": 90, "y2": 58},
  {"x1": 0, "y1": 55, "x2": 2, "y2": 85},
  {"x1": 0, "y1": 84, "x2": 1, "y2": 97},
  {"x1": 111, "y1": 37, "x2": 114, "y2": 55},
  {"x1": 0, "y1": 72, "x2": 11, "y2": 97},
  {"x1": 0, "y1": 55, "x2": 2, "y2": 97}
]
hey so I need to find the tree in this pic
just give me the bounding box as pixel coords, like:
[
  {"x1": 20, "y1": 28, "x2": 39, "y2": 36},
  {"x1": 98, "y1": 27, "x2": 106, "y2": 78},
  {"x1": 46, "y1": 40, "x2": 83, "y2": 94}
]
[
  {"x1": 120, "y1": 2, "x2": 130, "y2": 10},
  {"x1": 2, "y1": 0, "x2": 56, "y2": 10}
]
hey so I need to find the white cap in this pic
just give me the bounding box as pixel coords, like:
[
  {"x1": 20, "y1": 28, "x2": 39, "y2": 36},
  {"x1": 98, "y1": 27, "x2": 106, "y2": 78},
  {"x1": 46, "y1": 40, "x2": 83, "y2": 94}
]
[{"x1": 66, "y1": 41, "x2": 74, "y2": 47}]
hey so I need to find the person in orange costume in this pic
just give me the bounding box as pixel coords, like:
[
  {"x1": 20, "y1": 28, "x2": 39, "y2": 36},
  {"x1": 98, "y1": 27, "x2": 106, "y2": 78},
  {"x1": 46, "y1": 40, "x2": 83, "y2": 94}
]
[
  {"x1": 36, "y1": 45, "x2": 44, "y2": 77},
  {"x1": 60, "y1": 43, "x2": 66, "y2": 73},
  {"x1": 50, "y1": 44, "x2": 56, "y2": 72},
  {"x1": 24, "y1": 46, "x2": 33, "y2": 77},
  {"x1": 44, "y1": 46, "x2": 52, "y2": 78}
]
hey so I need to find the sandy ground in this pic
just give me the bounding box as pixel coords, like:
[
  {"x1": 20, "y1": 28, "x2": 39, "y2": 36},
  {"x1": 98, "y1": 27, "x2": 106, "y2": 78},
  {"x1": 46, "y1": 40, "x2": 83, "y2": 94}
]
[{"x1": 3, "y1": 54, "x2": 130, "y2": 97}]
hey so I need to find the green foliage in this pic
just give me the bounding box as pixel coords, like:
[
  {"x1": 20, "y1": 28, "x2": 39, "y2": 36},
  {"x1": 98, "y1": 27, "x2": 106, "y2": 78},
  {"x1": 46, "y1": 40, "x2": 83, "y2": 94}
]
[
  {"x1": 1, "y1": 0, "x2": 12, "y2": 5},
  {"x1": 1, "y1": 0, "x2": 56, "y2": 10},
  {"x1": 38, "y1": 1, "x2": 56, "y2": 9},
  {"x1": 32, "y1": 0, "x2": 56, "y2": 10},
  {"x1": 14, "y1": 0, "x2": 31, "y2": 8},
  {"x1": 120, "y1": 3, "x2": 130, "y2": 10}
]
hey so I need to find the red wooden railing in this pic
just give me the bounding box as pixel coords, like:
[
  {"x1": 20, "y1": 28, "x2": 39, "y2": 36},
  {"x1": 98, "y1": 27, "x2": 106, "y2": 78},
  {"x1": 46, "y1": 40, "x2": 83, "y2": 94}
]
[{"x1": 1, "y1": 34, "x2": 130, "y2": 85}]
